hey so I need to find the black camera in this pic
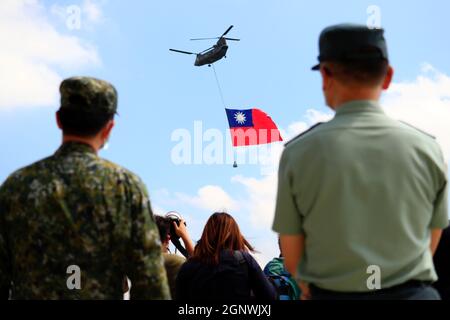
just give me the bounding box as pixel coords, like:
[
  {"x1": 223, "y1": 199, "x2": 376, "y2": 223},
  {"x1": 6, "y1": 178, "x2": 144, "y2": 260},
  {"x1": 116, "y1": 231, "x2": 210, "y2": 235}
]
[
  {"x1": 165, "y1": 211, "x2": 189, "y2": 258},
  {"x1": 166, "y1": 211, "x2": 186, "y2": 239}
]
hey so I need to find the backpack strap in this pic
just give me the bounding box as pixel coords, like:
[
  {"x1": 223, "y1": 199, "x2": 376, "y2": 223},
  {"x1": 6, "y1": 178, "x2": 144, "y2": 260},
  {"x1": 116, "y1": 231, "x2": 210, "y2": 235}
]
[
  {"x1": 233, "y1": 251, "x2": 250, "y2": 291},
  {"x1": 233, "y1": 251, "x2": 248, "y2": 272}
]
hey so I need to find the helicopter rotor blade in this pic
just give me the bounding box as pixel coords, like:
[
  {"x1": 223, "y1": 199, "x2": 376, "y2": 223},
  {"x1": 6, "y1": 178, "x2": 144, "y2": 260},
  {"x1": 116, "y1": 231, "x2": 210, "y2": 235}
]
[
  {"x1": 223, "y1": 37, "x2": 240, "y2": 41},
  {"x1": 190, "y1": 26, "x2": 236, "y2": 41},
  {"x1": 190, "y1": 37, "x2": 218, "y2": 41},
  {"x1": 222, "y1": 25, "x2": 234, "y2": 37},
  {"x1": 169, "y1": 49, "x2": 196, "y2": 55}
]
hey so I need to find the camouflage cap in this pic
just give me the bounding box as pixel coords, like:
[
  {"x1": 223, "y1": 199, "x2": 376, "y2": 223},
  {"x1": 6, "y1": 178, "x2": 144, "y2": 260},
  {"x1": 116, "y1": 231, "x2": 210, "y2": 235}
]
[{"x1": 60, "y1": 77, "x2": 118, "y2": 114}]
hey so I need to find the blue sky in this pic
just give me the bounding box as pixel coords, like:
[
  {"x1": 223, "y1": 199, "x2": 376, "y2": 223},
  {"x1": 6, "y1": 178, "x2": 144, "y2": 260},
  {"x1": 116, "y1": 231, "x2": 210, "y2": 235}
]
[{"x1": 1, "y1": 0, "x2": 449, "y2": 265}]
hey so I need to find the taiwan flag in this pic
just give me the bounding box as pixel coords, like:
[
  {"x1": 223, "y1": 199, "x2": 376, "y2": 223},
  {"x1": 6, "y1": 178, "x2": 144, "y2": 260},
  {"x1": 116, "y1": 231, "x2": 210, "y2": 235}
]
[{"x1": 225, "y1": 108, "x2": 283, "y2": 147}]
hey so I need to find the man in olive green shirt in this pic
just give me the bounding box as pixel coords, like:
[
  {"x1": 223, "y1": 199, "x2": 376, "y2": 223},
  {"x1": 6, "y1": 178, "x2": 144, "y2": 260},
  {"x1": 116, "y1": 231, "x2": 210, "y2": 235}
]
[{"x1": 272, "y1": 24, "x2": 448, "y2": 300}]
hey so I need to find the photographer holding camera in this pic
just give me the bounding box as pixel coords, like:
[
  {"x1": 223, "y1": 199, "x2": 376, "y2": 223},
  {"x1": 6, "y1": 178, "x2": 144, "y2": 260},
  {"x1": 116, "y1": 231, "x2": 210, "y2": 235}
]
[{"x1": 154, "y1": 212, "x2": 195, "y2": 298}]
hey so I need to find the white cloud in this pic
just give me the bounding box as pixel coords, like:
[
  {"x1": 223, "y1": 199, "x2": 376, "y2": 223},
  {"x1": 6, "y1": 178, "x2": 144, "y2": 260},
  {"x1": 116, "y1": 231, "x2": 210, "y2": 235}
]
[
  {"x1": 232, "y1": 174, "x2": 278, "y2": 228},
  {"x1": 82, "y1": 0, "x2": 105, "y2": 24},
  {"x1": 175, "y1": 185, "x2": 239, "y2": 212},
  {"x1": 382, "y1": 63, "x2": 450, "y2": 161},
  {"x1": 0, "y1": 0, "x2": 100, "y2": 110},
  {"x1": 51, "y1": 0, "x2": 106, "y2": 26},
  {"x1": 251, "y1": 234, "x2": 280, "y2": 268},
  {"x1": 304, "y1": 108, "x2": 334, "y2": 124},
  {"x1": 152, "y1": 185, "x2": 239, "y2": 215}
]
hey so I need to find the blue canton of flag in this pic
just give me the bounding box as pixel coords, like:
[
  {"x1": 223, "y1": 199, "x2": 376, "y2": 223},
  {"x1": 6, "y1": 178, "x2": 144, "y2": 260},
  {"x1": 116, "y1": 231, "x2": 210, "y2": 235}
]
[{"x1": 225, "y1": 109, "x2": 254, "y2": 128}]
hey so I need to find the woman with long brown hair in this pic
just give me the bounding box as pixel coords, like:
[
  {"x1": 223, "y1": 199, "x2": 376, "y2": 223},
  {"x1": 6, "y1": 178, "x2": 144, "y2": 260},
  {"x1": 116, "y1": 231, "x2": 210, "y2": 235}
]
[{"x1": 176, "y1": 212, "x2": 276, "y2": 301}]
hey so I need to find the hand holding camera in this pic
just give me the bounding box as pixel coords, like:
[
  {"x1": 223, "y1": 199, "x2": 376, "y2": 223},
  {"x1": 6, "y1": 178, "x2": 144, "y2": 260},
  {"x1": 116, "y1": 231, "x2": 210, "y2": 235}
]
[
  {"x1": 173, "y1": 219, "x2": 189, "y2": 239},
  {"x1": 165, "y1": 212, "x2": 195, "y2": 258}
]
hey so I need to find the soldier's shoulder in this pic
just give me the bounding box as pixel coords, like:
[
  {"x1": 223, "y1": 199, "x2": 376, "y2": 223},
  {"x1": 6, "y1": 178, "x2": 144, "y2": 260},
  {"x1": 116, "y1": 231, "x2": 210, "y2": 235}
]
[
  {"x1": 97, "y1": 158, "x2": 145, "y2": 188},
  {"x1": 1, "y1": 156, "x2": 54, "y2": 190},
  {"x1": 284, "y1": 122, "x2": 326, "y2": 148},
  {"x1": 397, "y1": 121, "x2": 436, "y2": 140},
  {"x1": 397, "y1": 121, "x2": 445, "y2": 160}
]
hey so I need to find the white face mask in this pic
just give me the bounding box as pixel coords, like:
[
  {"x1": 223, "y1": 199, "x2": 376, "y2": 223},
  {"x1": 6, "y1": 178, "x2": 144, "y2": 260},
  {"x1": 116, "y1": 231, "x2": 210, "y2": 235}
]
[
  {"x1": 100, "y1": 121, "x2": 114, "y2": 150},
  {"x1": 101, "y1": 137, "x2": 110, "y2": 151}
]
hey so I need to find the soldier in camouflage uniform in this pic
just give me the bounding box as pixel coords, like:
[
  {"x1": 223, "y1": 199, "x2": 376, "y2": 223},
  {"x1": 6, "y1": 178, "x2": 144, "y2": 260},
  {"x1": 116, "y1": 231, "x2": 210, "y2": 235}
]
[{"x1": 0, "y1": 77, "x2": 171, "y2": 300}]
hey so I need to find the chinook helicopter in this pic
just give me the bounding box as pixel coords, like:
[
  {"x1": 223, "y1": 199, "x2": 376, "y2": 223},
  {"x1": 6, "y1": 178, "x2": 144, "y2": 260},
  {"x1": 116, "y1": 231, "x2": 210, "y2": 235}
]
[{"x1": 170, "y1": 25, "x2": 240, "y2": 67}]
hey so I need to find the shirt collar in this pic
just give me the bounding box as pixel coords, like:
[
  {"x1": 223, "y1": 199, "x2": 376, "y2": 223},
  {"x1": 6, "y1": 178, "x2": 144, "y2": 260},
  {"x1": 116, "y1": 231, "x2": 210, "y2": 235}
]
[
  {"x1": 335, "y1": 100, "x2": 384, "y2": 117},
  {"x1": 55, "y1": 141, "x2": 97, "y2": 157}
]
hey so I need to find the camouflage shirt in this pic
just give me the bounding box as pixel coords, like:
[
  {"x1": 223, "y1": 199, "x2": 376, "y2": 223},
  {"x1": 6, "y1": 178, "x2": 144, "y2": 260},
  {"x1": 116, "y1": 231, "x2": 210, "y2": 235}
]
[{"x1": 0, "y1": 142, "x2": 170, "y2": 300}]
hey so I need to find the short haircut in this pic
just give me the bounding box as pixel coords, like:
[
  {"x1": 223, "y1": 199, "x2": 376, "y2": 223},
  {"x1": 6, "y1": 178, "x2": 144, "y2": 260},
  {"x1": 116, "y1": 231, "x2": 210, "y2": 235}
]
[
  {"x1": 57, "y1": 108, "x2": 114, "y2": 137},
  {"x1": 154, "y1": 215, "x2": 171, "y2": 243},
  {"x1": 324, "y1": 58, "x2": 389, "y2": 87}
]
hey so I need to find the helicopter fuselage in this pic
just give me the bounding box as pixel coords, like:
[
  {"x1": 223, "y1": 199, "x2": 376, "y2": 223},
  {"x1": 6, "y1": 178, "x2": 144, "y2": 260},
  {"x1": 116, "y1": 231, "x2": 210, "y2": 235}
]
[
  {"x1": 170, "y1": 26, "x2": 238, "y2": 67},
  {"x1": 195, "y1": 43, "x2": 229, "y2": 67}
]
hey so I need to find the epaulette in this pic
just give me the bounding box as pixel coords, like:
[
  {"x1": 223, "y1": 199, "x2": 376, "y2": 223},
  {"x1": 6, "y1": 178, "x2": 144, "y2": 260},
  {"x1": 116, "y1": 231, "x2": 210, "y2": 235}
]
[
  {"x1": 399, "y1": 121, "x2": 436, "y2": 139},
  {"x1": 285, "y1": 122, "x2": 324, "y2": 147}
]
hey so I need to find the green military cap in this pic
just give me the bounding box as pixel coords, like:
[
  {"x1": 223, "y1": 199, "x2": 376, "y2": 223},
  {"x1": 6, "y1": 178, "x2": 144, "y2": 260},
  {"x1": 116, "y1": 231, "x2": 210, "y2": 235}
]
[
  {"x1": 312, "y1": 23, "x2": 389, "y2": 70},
  {"x1": 59, "y1": 76, "x2": 118, "y2": 114}
]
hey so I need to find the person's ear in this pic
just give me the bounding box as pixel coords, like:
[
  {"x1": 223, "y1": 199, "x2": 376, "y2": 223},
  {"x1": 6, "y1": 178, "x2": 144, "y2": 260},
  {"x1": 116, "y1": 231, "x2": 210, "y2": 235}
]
[
  {"x1": 56, "y1": 111, "x2": 62, "y2": 130},
  {"x1": 101, "y1": 119, "x2": 115, "y2": 140},
  {"x1": 382, "y1": 65, "x2": 394, "y2": 90},
  {"x1": 320, "y1": 65, "x2": 332, "y2": 91}
]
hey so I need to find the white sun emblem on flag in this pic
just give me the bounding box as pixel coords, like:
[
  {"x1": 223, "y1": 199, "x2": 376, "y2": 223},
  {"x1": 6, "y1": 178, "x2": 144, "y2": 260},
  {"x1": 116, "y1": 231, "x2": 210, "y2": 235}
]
[{"x1": 234, "y1": 112, "x2": 247, "y2": 125}]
